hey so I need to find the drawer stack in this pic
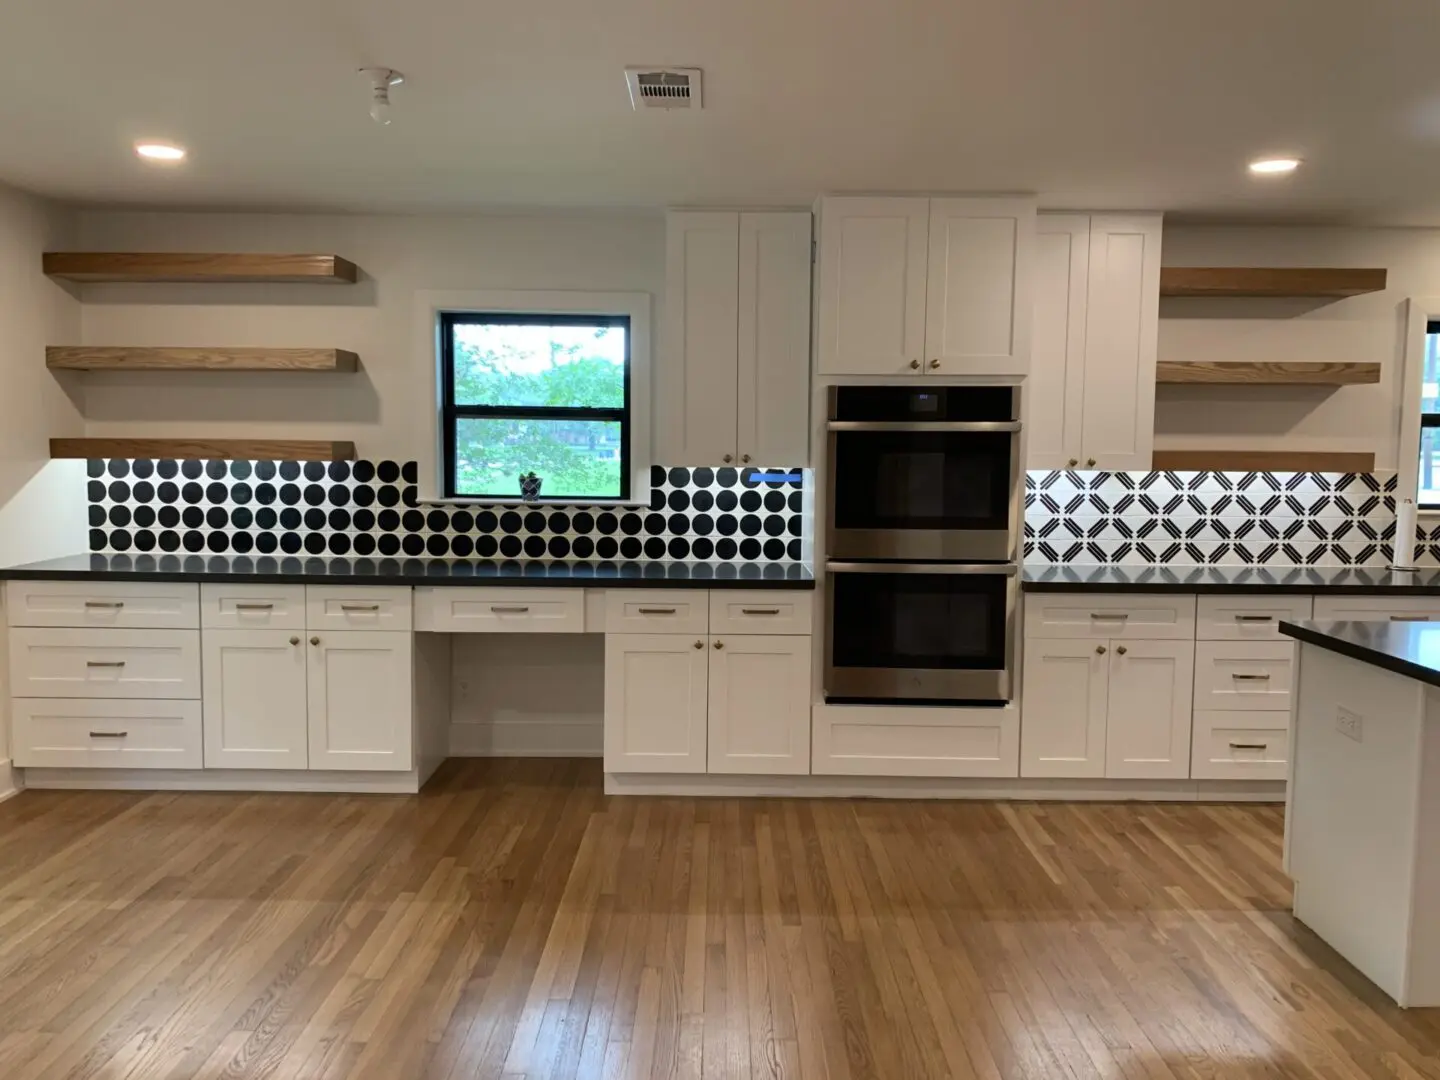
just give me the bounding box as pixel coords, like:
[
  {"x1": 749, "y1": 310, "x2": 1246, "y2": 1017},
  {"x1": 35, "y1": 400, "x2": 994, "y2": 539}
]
[{"x1": 5, "y1": 581, "x2": 203, "y2": 768}]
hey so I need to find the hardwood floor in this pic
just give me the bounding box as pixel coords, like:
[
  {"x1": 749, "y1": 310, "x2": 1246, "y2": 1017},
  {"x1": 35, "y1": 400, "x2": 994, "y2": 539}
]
[{"x1": 0, "y1": 760, "x2": 1437, "y2": 1079}]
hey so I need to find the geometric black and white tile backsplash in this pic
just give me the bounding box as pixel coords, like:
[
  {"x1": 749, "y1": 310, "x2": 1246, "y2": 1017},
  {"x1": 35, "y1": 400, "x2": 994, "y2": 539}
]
[{"x1": 86, "y1": 459, "x2": 807, "y2": 562}]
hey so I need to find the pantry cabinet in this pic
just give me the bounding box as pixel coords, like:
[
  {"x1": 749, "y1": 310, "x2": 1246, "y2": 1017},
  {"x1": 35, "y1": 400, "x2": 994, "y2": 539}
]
[
  {"x1": 1027, "y1": 213, "x2": 1162, "y2": 470},
  {"x1": 307, "y1": 630, "x2": 414, "y2": 772},
  {"x1": 202, "y1": 628, "x2": 309, "y2": 770},
  {"x1": 662, "y1": 210, "x2": 812, "y2": 465}
]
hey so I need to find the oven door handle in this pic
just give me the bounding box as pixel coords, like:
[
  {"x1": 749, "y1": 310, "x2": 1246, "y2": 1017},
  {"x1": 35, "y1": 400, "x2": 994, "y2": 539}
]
[
  {"x1": 826, "y1": 420, "x2": 1022, "y2": 433},
  {"x1": 825, "y1": 562, "x2": 1019, "y2": 576}
]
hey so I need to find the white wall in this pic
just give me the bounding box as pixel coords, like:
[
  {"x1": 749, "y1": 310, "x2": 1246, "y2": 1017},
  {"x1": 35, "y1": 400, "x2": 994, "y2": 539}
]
[
  {"x1": 74, "y1": 210, "x2": 666, "y2": 464},
  {"x1": 0, "y1": 181, "x2": 86, "y2": 792},
  {"x1": 1158, "y1": 225, "x2": 1440, "y2": 471}
]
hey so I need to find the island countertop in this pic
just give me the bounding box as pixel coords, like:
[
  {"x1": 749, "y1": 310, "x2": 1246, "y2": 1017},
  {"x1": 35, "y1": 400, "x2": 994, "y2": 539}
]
[{"x1": 1280, "y1": 619, "x2": 1440, "y2": 689}]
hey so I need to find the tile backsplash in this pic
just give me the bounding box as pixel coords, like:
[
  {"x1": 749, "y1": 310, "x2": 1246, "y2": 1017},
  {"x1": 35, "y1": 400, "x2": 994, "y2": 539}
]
[
  {"x1": 85, "y1": 460, "x2": 806, "y2": 561},
  {"x1": 1024, "y1": 469, "x2": 1414, "y2": 567}
]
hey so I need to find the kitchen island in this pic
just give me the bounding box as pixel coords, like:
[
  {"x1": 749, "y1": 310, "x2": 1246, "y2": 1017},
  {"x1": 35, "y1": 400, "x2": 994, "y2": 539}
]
[{"x1": 1278, "y1": 619, "x2": 1440, "y2": 1007}]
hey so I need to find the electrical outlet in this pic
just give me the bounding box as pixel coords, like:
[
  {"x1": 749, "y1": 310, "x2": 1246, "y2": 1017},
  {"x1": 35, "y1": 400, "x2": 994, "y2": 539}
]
[{"x1": 1336, "y1": 706, "x2": 1363, "y2": 742}]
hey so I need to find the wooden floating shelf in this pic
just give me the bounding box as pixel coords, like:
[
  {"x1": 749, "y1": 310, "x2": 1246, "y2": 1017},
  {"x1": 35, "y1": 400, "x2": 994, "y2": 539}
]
[
  {"x1": 1159, "y1": 266, "x2": 1387, "y2": 298},
  {"x1": 1151, "y1": 450, "x2": 1376, "y2": 473},
  {"x1": 1156, "y1": 361, "x2": 1381, "y2": 386},
  {"x1": 46, "y1": 347, "x2": 359, "y2": 372},
  {"x1": 50, "y1": 439, "x2": 356, "y2": 461},
  {"x1": 42, "y1": 252, "x2": 359, "y2": 284}
]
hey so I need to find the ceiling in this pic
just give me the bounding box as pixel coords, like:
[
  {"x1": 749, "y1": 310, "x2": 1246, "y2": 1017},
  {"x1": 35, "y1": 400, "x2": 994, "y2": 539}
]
[{"x1": 3, "y1": 0, "x2": 1440, "y2": 222}]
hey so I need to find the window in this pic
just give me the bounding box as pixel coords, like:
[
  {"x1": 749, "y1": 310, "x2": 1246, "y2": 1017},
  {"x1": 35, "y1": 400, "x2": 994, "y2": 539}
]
[
  {"x1": 1422, "y1": 320, "x2": 1440, "y2": 509},
  {"x1": 440, "y1": 311, "x2": 631, "y2": 501}
]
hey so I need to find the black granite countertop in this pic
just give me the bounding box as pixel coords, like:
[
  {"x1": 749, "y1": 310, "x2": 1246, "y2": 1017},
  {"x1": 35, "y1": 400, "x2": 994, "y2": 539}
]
[
  {"x1": 1281, "y1": 620, "x2": 1440, "y2": 688},
  {"x1": 1023, "y1": 564, "x2": 1440, "y2": 595},
  {"x1": 0, "y1": 554, "x2": 816, "y2": 589}
]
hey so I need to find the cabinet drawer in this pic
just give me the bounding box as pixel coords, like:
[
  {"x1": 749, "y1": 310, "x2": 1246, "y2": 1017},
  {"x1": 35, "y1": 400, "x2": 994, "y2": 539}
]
[
  {"x1": 709, "y1": 591, "x2": 813, "y2": 636},
  {"x1": 306, "y1": 586, "x2": 412, "y2": 632},
  {"x1": 1311, "y1": 596, "x2": 1440, "y2": 623},
  {"x1": 1024, "y1": 594, "x2": 1196, "y2": 641},
  {"x1": 1190, "y1": 712, "x2": 1288, "y2": 781},
  {"x1": 604, "y1": 590, "x2": 709, "y2": 635},
  {"x1": 1194, "y1": 640, "x2": 1294, "y2": 711},
  {"x1": 11, "y1": 698, "x2": 203, "y2": 770},
  {"x1": 202, "y1": 584, "x2": 306, "y2": 630},
  {"x1": 1196, "y1": 595, "x2": 1313, "y2": 640},
  {"x1": 5, "y1": 580, "x2": 198, "y2": 630},
  {"x1": 414, "y1": 587, "x2": 584, "y2": 633},
  {"x1": 8, "y1": 628, "x2": 201, "y2": 700}
]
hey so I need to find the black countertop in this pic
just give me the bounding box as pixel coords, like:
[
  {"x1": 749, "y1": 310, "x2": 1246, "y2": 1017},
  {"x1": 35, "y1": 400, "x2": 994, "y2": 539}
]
[
  {"x1": 0, "y1": 554, "x2": 816, "y2": 589},
  {"x1": 1281, "y1": 620, "x2": 1440, "y2": 689},
  {"x1": 1022, "y1": 564, "x2": 1440, "y2": 595}
]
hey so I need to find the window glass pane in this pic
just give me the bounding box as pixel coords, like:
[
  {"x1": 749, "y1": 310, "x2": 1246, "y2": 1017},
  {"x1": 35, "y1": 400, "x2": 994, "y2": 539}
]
[
  {"x1": 1422, "y1": 428, "x2": 1440, "y2": 507},
  {"x1": 454, "y1": 417, "x2": 622, "y2": 499},
  {"x1": 1425, "y1": 331, "x2": 1440, "y2": 413},
  {"x1": 452, "y1": 321, "x2": 626, "y2": 408}
]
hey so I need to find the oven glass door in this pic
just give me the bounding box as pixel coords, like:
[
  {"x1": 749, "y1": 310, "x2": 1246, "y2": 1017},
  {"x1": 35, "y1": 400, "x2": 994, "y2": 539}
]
[
  {"x1": 825, "y1": 563, "x2": 1016, "y2": 703},
  {"x1": 831, "y1": 428, "x2": 1014, "y2": 531}
]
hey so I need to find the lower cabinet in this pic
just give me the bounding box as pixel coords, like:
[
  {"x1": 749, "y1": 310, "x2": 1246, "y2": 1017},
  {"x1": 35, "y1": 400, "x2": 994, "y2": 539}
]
[
  {"x1": 603, "y1": 634, "x2": 710, "y2": 773},
  {"x1": 202, "y1": 629, "x2": 309, "y2": 770},
  {"x1": 1019, "y1": 640, "x2": 1108, "y2": 778},
  {"x1": 707, "y1": 635, "x2": 810, "y2": 775},
  {"x1": 1105, "y1": 639, "x2": 1194, "y2": 780},
  {"x1": 307, "y1": 631, "x2": 414, "y2": 772}
]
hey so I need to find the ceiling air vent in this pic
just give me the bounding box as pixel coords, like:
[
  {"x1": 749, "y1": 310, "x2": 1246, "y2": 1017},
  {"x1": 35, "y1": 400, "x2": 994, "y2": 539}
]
[{"x1": 624, "y1": 67, "x2": 703, "y2": 110}]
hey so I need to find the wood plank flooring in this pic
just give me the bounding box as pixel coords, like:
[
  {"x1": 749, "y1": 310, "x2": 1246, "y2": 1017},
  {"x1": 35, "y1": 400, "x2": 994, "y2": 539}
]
[{"x1": 0, "y1": 759, "x2": 1437, "y2": 1079}]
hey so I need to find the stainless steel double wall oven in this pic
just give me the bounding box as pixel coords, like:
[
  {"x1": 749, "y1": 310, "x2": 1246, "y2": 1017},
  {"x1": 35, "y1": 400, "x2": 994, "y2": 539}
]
[{"x1": 824, "y1": 384, "x2": 1022, "y2": 704}]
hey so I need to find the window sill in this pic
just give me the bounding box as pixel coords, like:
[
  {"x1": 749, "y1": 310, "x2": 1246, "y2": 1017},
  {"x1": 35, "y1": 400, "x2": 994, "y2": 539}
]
[{"x1": 420, "y1": 495, "x2": 651, "y2": 509}]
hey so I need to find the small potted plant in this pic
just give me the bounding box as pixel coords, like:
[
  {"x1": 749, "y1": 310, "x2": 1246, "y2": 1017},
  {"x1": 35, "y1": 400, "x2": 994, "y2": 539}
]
[{"x1": 518, "y1": 471, "x2": 544, "y2": 502}]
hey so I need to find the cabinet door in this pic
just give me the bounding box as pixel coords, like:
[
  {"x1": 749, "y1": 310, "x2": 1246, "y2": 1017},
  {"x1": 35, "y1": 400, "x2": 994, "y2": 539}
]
[
  {"x1": 663, "y1": 210, "x2": 740, "y2": 463},
  {"x1": 1078, "y1": 214, "x2": 1162, "y2": 470},
  {"x1": 603, "y1": 634, "x2": 708, "y2": 773},
  {"x1": 738, "y1": 211, "x2": 812, "y2": 465},
  {"x1": 707, "y1": 634, "x2": 810, "y2": 775},
  {"x1": 1105, "y1": 638, "x2": 1193, "y2": 779},
  {"x1": 1020, "y1": 638, "x2": 1108, "y2": 778},
  {"x1": 924, "y1": 197, "x2": 1035, "y2": 377},
  {"x1": 816, "y1": 197, "x2": 929, "y2": 375},
  {"x1": 1027, "y1": 215, "x2": 1089, "y2": 469},
  {"x1": 202, "y1": 628, "x2": 309, "y2": 770},
  {"x1": 307, "y1": 631, "x2": 413, "y2": 771}
]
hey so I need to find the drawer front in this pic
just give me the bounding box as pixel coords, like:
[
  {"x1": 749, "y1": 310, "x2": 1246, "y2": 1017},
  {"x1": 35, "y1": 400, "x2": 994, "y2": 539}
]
[
  {"x1": 709, "y1": 591, "x2": 813, "y2": 636},
  {"x1": 5, "y1": 580, "x2": 199, "y2": 630},
  {"x1": 1023, "y1": 594, "x2": 1196, "y2": 641},
  {"x1": 413, "y1": 587, "x2": 585, "y2": 633},
  {"x1": 1196, "y1": 595, "x2": 1313, "y2": 641},
  {"x1": 1312, "y1": 596, "x2": 1440, "y2": 623},
  {"x1": 11, "y1": 698, "x2": 203, "y2": 769},
  {"x1": 202, "y1": 584, "x2": 306, "y2": 630},
  {"x1": 306, "y1": 586, "x2": 413, "y2": 632},
  {"x1": 9, "y1": 628, "x2": 201, "y2": 700},
  {"x1": 1191, "y1": 711, "x2": 1288, "y2": 781},
  {"x1": 605, "y1": 590, "x2": 709, "y2": 635},
  {"x1": 1194, "y1": 640, "x2": 1294, "y2": 712}
]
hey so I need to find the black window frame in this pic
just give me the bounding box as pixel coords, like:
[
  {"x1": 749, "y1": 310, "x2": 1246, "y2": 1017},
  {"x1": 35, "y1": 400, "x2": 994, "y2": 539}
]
[
  {"x1": 439, "y1": 311, "x2": 632, "y2": 501},
  {"x1": 1423, "y1": 320, "x2": 1440, "y2": 510}
]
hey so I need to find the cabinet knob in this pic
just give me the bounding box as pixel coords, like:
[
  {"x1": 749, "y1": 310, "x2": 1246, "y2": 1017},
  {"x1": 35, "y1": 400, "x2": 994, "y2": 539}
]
[
  {"x1": 909, "y1": 359, "x2": 921, "y2": 370},
  {"x1": 1067, "y1": 458, "x2": 1079, "y2": 468},
  {"x1": 1086, "y1": 458, "x2": 1097, "y2": 468},
  {"x1": 713, "y1": 640, "x2": 724, "y2": 650},
  {"x1": 1095, "y1": 645, "x2": 1107, "y2": 655},
  {"x1": 694, "y1": 640, "x2": 704, "y2": 650},
  {"x1": 310, "y1": 636, "x2": 321, "y2": 646},
  {"x1": 929, "y1": 358, "x2": 941, "y2": 370},
  {"x1": 289, "y1": 636, "x2": 300, "y2": 646},
  {"x1": 722, "y1": 454, "x2": 733, "y2": 464},
  {"x1": 1116, "y1": 645, "x2": 1128, "y2": 655},
  {"x1": 741, "y1": 454, "x2": 751, "y2": 464}
]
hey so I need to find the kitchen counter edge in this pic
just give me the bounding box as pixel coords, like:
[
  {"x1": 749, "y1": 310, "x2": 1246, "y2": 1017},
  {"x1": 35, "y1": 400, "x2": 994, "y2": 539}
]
[
  {"x1": 1280, "y1": 620, "x2": 1440, "y2": 689},
  {"x1": 1022, "y1": 565, "x2": 1440, "y2": 595}
]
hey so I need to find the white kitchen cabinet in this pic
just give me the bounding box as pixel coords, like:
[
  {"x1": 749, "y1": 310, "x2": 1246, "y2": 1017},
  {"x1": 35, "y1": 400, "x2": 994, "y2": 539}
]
[
  {"x1": 663, "y1": 210, "x2": 812, "y2": 465},
  {"x1": 307, "y1": 631, "x2": 414, "y2": 771},
  {"x1": 924, "y1": 197, "x2": 1035, "y2": 376},
  {"x1": 603, "y1": 633, "x2": 709, "y2": 773},
  {"x1": 11, "y1": 699, "x2": 203, "y2": 770},
  {"x1": 707, "y1": 634, "x2": 810, "y2": 775},
  {"x1": 815, "y1": 197, "x2": 929, "y2": 375},
  {"x1": 202, "y1": 628, "x2": 309, "y2": 770},
  {"x1": 1020, "y1": 638, "x2": 1108, "y2": 778},
  {"x1": 1026, "y1": 213, "x2": 1162, "y2": 469},
  {"x1": 811, "y1": 702, "x2": 1020, "y2": 778},
  {"x1": 1105, "y1": 638, "x2": 1194, "y2": 780}
]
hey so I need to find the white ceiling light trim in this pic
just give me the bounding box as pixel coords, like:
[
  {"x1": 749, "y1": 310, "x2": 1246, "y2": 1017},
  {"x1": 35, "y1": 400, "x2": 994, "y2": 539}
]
[
  {"x1": 1249, "y1": 157, "x2": 1302, "y2": 175},
  {"x1": 134, "y1": 142, "x2": 186, "y2": 162}
]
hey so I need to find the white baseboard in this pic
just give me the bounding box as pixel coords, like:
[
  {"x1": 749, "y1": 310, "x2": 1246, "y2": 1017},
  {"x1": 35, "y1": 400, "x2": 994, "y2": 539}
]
[
  {"x1": 22, "y1": 767, "x2": 423, "y2": 794},
  {"x1": 449, "y1": 720, "x2": 602, "y2": 758},
  {"x1": 606, "y1": 773, "x2": 1287, "y2": 801}
]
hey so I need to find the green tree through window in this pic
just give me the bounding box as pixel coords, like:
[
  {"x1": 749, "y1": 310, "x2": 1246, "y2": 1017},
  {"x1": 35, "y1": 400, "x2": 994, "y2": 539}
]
[{"x1": 442, "y1": 313, "x2": 630, "y2": 500}]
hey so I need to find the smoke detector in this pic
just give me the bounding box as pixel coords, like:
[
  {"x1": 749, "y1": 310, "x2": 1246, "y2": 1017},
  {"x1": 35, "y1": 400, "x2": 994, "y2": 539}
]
[
  {"x1": 359, "y1": 67, "x2": 404, "y2": 125},
  {"x1": 624, "y1": 67, "x2": 703, "y2": 110}
]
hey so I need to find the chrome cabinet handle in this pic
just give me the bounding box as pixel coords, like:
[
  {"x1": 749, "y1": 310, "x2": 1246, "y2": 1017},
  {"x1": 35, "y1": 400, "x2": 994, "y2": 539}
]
[
  {"x1": 235, "y1": 602, "x2": 274, "y2": 611},
  {"x1": 289, "y1": 636, "x2": 301, "y2": 646},
  {"x1": 741, "y1": 608, "x2": 780, "y2": 616},
  {"x1": 1235, "y1": 615, "x2": 1274, "y2": 622},
  {"x1": 1229, "y1": 742, "x2": 1268, "y2": 751},
  {"x1": 89, "y1": 731, "x2": 127, "y2": 739},
  {"x1": 908, "y1": 359, "x2": 921, "y2": 370},
  {"x1": 490, "y1": 605, "x2": 530, "y2": 614},
  {"x1": 84, "y1": 600, "x2": 124, "y2": 609},
  {"x1": 929, "y1": 359, "x2": 941, "y2": 370},
  {"x1": 1090, "y1": 612, "x2": 1128, "y2": 620},
  {"x1": 1116, "y1": 645, "x2": 1128, "y2": 655},
  {"x1": 86, "y1": 660, "x2": 125, "y2": 668},
  {"x1": 713, "y1": 640, "x2": 724, "y2": 650},
  {"x1": 341, "y1": 603, "x2": 381, "y2": 612},
  {"x1": 638, "y1": 607, "x2": 677, "y2": 615},
  {"x1": 1390, "y1": 615, "x2": 1430, "y2": 622},
  {"x1": 1232, "y1": 673, "x2": 1272, "y2": 681},
  {"x1": 1095, "y1": 645, "x2": 1107, "y2": 655},
  {"x1": 693, "y1": 640, "x2": 704, "y2": 649}
]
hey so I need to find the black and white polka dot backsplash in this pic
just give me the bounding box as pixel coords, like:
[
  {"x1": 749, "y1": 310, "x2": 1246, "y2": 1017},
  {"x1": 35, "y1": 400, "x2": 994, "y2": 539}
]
[{"x1": 85, "y1": 460, "x2": 808, "y2": 562}]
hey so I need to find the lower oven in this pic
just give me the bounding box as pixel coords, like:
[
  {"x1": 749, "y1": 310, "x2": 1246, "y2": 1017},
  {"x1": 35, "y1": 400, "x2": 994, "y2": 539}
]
[{"x1": 824, "y1": 561, "x2": 1018, "y2": 704}]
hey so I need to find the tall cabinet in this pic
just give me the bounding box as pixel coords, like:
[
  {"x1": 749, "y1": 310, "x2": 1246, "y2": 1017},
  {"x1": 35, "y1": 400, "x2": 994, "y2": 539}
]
[{"x1": 662, "y1": 210, "x2": 812, "y2": 465}]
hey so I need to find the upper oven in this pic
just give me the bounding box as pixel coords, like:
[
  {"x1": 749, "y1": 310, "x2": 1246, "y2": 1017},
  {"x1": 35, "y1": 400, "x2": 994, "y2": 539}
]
[{"x1": 826, "y1": 384, "x2": 1022, "y2": 562}]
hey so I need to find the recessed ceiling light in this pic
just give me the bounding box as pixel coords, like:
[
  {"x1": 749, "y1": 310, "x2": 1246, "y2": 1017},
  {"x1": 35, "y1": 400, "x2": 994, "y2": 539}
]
[
  {"x1": 1249, "y1": 157, "x2": 1301, "y2": 175},
  {"x1": 135, "y1": 142, "x2": 186, "y2": 162}
]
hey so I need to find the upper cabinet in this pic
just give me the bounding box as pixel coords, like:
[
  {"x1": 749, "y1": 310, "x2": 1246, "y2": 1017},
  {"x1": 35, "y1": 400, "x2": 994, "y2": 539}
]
[
  {"x1": 662, "y1": 211, "x2": 812, "y2": 466},
  {"x1": 815, "y1": 195, "x2": 1036, "y2": 377},
  {"x1": 1027, "y1": 213, "x2": 1162, "y2": 471}
]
